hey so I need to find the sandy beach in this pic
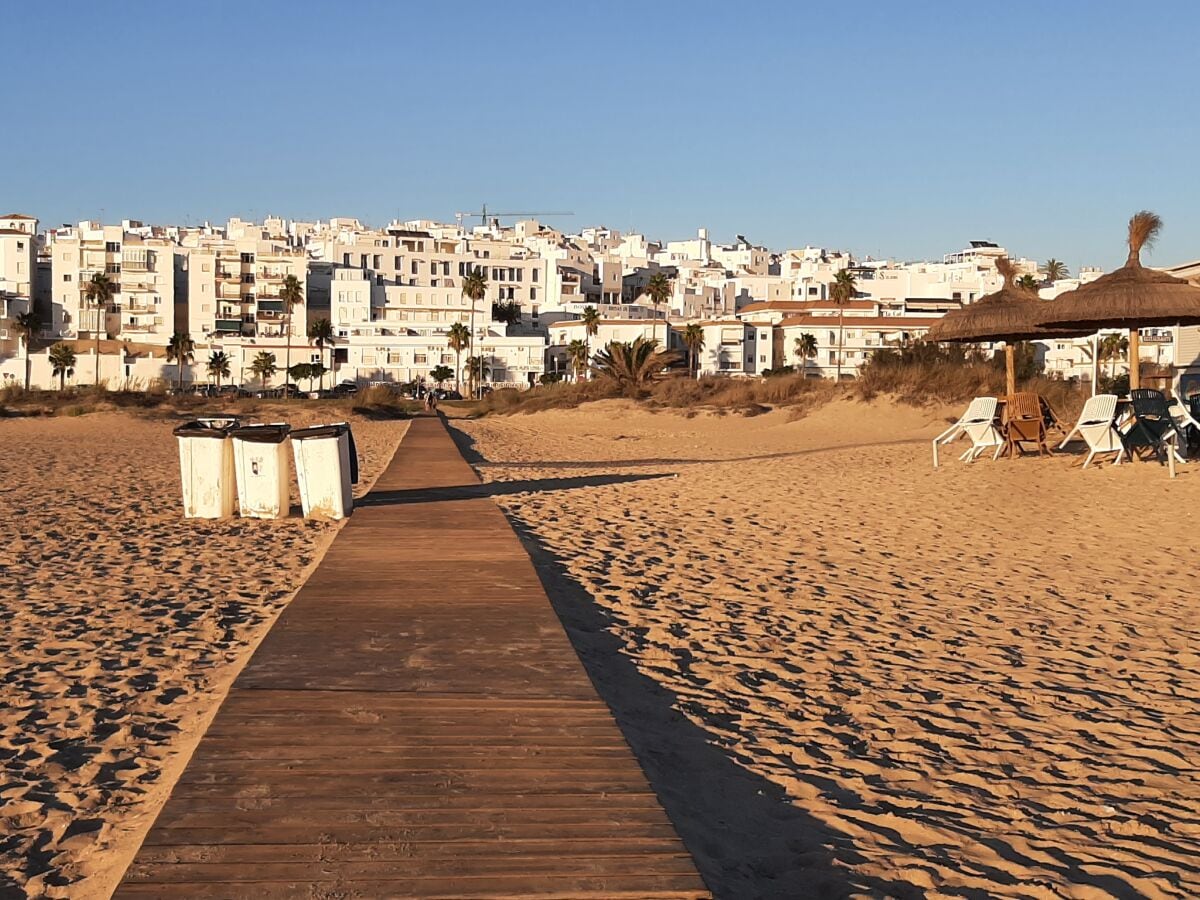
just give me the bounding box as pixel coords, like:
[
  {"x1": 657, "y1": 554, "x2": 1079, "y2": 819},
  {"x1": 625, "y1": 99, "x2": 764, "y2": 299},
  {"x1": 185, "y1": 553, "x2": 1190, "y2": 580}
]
[
  {"x1": 0, "y1": 409, "x2": 407, "y2": 898},
  {"x1": 455, "y1": 398, "x2": 1200, "y2": 899}
]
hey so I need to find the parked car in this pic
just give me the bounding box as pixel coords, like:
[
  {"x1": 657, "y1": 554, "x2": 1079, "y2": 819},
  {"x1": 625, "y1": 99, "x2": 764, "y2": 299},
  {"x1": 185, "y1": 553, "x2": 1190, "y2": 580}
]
[
  {"x1": 434, "y1": 389, "x2": 463, "y2": 401},
  {"x1": 332, "y1": 380, "x2": 359, "y2": 397},
  {"x1": 217, "y1": 384, "x2": 250, "y2": 398}
]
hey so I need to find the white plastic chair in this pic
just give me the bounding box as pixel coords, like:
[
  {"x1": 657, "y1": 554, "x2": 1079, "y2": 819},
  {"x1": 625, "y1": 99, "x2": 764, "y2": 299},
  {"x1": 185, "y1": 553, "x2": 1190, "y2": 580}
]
[
  {"x1": 1073, "y1": 394, "x2": 1124, "y2": 469},
  {"x1": 1169, "y1": 391, "x2": 1200, "y2": 459},
  {"x1": 932, "y1": 397, "x2": 1000, "y2": 468}
]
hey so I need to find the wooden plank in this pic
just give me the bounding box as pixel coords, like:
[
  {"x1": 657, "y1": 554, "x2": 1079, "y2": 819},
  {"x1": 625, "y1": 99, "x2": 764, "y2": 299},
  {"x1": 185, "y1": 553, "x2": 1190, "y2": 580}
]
[{"x1": 115, "y1": 415, "x2": 709, "y2": 898}]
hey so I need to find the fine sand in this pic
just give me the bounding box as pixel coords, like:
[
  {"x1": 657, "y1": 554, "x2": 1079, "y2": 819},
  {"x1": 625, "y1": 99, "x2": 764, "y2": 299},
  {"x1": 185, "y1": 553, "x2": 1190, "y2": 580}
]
[
  {"x1": 0, "y1": 409, "x2": 407, "y2": 898},
  {"x1": 455, "y1": 398, "x2": 1200, "y2": 899}
]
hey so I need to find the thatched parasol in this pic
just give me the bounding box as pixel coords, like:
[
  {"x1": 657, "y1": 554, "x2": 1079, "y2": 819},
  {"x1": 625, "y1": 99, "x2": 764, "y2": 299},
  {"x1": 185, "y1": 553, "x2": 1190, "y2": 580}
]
[
  {"x1": 1037, "y1": 211, "x2": 1200, "y2": 389},
  {"x1": 926, "y1": 258, "x2": 1086, "y2": 395}
]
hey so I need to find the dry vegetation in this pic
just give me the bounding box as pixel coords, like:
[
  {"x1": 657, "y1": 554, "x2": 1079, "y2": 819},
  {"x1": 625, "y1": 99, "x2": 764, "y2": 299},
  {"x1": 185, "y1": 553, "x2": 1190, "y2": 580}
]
[
  {"x1": 475, "y1": 352, "x2": 1094, "y2": 421},
  {"x1": 0, "y1": 384, "x2": 420, "y2": 421},
  {"x1": 477, "y1": 373, "x2": 837, "y2": 417}
]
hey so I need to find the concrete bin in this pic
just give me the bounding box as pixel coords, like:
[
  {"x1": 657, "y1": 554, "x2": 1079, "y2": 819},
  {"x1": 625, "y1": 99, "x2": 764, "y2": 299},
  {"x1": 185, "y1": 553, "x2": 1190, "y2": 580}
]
[
  {"x1": 174, "y1": 420, "x2": 237, "y2": 519},
  {"x1": 290, "y1": 422, "x2": 359, "y2": 521},
  {"x1": 231, "y1": 423, "x2": 292, "y2": 519}
]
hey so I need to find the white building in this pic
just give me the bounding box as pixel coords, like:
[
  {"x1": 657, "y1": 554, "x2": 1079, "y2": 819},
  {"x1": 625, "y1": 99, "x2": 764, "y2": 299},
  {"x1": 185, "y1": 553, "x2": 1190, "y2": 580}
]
[{"x1": 48, "y1": 221, "x2": 178, "y2": 346}]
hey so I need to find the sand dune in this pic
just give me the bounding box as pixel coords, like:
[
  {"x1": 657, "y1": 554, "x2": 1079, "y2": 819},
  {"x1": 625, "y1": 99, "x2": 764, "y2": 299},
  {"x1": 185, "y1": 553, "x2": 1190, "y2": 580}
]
[
  {"x1": 456, "y1": 398, "x2": 1200, "y2": 899},
  {"x1": 0, "y1": 410, "x2": 407, "y2": 898}
]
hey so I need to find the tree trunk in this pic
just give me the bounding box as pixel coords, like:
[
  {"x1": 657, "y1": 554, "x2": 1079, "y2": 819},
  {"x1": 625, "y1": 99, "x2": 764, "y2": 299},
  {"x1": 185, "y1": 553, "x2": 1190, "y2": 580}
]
[
  {"x1": 23, "y1": 339, "x2": 31, "y2": 391},
  {"x1": 836, "y1": 309, "x2": 845, "y2": 381},
  {"x1": 455, "y1": 350, "x2": 461, "y2": 393},
  {"x1": 1004, "y1": 344, "x2": 1017, "y2": 396},
  {"x1": 284, "y1": 316, "x2": 292, "y2": 401},
  {"x1": 94, "y1": 309, "x2": 101, "y2": 387},
  {"x1": 1128, "y1": 329, "x2": 1140, "y2": 391},
  {"x1": 469, "y1": 300, "x2": 476, "y2": 399}
]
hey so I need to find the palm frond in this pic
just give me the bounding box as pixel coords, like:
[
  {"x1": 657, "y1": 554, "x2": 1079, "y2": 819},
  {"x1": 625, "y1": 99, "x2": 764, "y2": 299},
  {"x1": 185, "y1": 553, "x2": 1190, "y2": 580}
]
[{"x1": 1127, "y1": 210, "x2": 1162, "y2": 261}]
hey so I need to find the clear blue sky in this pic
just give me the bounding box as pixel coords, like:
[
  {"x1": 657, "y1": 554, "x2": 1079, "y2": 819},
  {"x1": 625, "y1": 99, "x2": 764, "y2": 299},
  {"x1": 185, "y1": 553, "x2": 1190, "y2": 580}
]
[{"x1": 8, "y1": 0, "x2": 1199, "y2": 271}]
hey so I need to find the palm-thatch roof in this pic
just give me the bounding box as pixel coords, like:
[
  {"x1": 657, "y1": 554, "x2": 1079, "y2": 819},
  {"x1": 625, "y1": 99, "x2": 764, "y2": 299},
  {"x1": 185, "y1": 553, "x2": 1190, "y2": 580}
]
[
  {"x1": 925, "y1": 258, "x2": 1087, "y2": 343},
  {"x1": 1037, "y1": 211, "x2": 1200, "y2": 329}
]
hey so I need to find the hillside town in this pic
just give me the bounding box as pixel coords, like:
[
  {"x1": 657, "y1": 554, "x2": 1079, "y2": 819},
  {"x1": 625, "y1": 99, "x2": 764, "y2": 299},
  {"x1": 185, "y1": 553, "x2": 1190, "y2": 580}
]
[{"x1": 3, "y1": 211, "x2": 1198, "y2": 392}]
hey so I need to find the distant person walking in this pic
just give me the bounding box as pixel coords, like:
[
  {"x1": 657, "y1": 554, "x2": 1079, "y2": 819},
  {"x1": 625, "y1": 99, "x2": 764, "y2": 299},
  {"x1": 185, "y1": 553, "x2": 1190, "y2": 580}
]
[{"x1": 425, "y1": 391, "x2": 438, "y2": 414}]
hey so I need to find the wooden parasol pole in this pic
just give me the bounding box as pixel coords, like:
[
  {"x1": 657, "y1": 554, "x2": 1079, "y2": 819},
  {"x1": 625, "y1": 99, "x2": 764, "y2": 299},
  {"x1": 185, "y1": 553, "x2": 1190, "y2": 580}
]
[
  {"x1": 1005, "y1": 343, "x2": 1017, "y2": 396},
  {"x1": 1128, "y1": 328, "x2": 1140, "y2": 391}
]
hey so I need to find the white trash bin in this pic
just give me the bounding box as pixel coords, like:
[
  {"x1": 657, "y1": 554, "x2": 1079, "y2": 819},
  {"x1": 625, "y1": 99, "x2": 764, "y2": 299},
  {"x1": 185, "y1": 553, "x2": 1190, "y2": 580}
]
[
  {"x1": 291, "y1": 422, "x2": 359, "y2": 520},
  {"x1": 231, "y1": 423, "x2": 292, "y2": 519},
  {"x1": 174, "y1": 420, "x2": 237, "y2": 518}
]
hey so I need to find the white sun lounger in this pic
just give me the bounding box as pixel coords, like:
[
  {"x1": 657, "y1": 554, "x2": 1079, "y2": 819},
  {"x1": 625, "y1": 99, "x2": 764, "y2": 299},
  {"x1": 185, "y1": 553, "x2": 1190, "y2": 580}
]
[
  {"x1": 1072, "y1": 394, "x2": 1124, "y2": 469},
  {"x1": 932, "y1": 397, "x2": 1000, "y2": 468}
]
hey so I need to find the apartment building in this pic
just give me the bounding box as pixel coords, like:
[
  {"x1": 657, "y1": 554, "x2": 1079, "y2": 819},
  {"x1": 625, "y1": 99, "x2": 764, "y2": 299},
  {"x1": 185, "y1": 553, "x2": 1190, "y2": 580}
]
[
  {"x1": 49, "y1": 221, "x2": 176, "y2": 345},
  {"x1": 0, "y1": 213, "x2": 38, "y2": 370},
  {"x1": 184, "y1": 238, "x2": 307, "y2": 342},
  {"x1": 779, "y1": 315, "x2": 942, "y2": 377}
]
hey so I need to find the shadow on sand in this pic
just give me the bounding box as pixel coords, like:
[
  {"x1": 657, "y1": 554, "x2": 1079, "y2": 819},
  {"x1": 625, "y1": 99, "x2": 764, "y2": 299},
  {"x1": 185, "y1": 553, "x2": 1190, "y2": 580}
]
[
  {"x1": 357, "y1": 472, "x2": 673, "y2": 506},
  {"x1": 445, "y1": 422, "x2": 925, "y2": 900}
]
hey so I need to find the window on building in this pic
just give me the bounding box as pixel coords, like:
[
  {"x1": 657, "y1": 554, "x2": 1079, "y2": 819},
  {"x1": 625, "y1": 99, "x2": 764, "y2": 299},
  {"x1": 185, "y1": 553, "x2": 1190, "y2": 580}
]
[
  {"x1": 373, "y1": 255, "x2": 381, "y2": 269},
  {"x1": 342, "y1": 253, "x2": 351, "y2": 266},
  {"x1": 106, "y1": 242, "x2": 120, "y2": 253},
  {"x1": 530, "y1": 287, "x2": 537, "y2": 301},
  {"x1": 411, "y1": 260, "x2": 418, "y2": 274},
  {"x1": 63, "y1": 274, "x2": 72, "y2": 282},
  {"x1": 532, "y1": 268, "x2": 539, "y2": 283},
  {"x1": 394, "y1": 255, "x2": 401, "y2": 269},
  {"x1": 241, "y1": 252, "x2": 254, "y2": 263},
  {"x1": 414, "y1": 353, "x2": 427, "y2": 364}
]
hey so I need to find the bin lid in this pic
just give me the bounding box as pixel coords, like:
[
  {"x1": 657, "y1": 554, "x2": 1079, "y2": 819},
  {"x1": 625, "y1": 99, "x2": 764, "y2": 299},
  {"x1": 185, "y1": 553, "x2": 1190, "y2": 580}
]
[
  {"x1": 231, "y1": 423, "x2": 291, "y2": 443},
  {"x1": 173, "y1": 420, "x2": 232, "y2": 439},
  {"x1": 197, "y1": 415, "x2": 240, "y2": 429},
  {"x1": 290, "y1": 422, "x2": 350, "y2": 440}
]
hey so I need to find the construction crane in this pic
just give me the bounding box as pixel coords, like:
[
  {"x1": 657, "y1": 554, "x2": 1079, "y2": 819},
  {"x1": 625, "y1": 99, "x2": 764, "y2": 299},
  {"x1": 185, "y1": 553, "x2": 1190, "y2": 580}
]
[{"x1": 454, "y1": 204, "x2": 574, "y2": 228}]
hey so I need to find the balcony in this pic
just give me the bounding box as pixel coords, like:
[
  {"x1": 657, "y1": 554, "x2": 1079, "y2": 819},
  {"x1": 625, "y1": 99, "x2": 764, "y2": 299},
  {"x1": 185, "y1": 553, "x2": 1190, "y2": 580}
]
[
  {"x1": 122, "y1": 258, "x2": 150, "y2": 272},
  {"x1": 126, "y1": 303, "x2": 158, "y2": 314},
  {"x1": 216, "y1": 270, "x2": 240, "y2": 281},
  {"x1": 214, "y1": 319, "x2": 245, "y2": 333},
  {"x1": 258, "y1": 299, "x2": 284, "y2": 314}
]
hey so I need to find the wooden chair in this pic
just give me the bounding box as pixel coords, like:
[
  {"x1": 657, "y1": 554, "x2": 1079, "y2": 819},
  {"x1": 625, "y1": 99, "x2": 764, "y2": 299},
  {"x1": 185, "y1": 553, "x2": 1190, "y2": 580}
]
[{"x1": 996, "y1": 392, "x2": 1050, "y2": 458}]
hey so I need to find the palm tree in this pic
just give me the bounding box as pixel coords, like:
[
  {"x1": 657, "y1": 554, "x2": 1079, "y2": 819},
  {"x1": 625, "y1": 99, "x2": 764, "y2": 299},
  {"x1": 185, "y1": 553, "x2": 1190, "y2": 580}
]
[
  {"x1": 491, "y1": 300, "x2": 521, "y2": 326},
  {"x1": 591, "y1": 337, "x2": 681, "y2": 396},
  {"x1": 83, "y1": 272, "x2": 115, "y2": 386},
  {"x1": 581, "y1": 305, "x2": 601, "y2": 375},
  {"x1": 645, "y1": 272, "x2": 673, "y2": 347},
  {"x1": 207, "y1": 351, "x2": 231, "y2": 388},
  {"x1": 1099, "y1": 333, "x2": 1129, "y2": 380},
  {"x1": 280, "y1": 274, "x2": 304, "y2": 400},
  {"x1": 681, "y1": 323, "x2": 705, "y2": 379},
  {"x1": 461, "y1": 268, "x2": 489, "y2": 399},
  {"x1": 1043, "y1": 258, "x2": 1069, "y2": 283},
  {"x1": 446, "y1": 321, "x2": 471, "y2": 393},
  {"x1": 830, "y1": 269, "x2": 856, "y2": 381},
  {"x1": 566, "y1": 339, "x2": 589, "y2": 381},
  {"x1": 464, "y1": 355, "x2": 491, "y2": 395},
  {"x1": 165, "y1": 331, "x2": 196, "y2": 393},
  {"x1": 307, "y1": 317, "x2": 334, "y2": 390},
  {"x1": 794, "y1": 332, "x2": 818, "y2": 376},
  {"x1": 13, "y1": 308, "x2": 39, "y2": 390},
  {"x1": 49, "y1": 343, "x2": 76, "y2": 390},
  {"x1": 249, "y1": 350, "x2": 277, "y2": 388},
  {"x1": 1016, "y1": 273, "x2": 1039, "y2": 292}
]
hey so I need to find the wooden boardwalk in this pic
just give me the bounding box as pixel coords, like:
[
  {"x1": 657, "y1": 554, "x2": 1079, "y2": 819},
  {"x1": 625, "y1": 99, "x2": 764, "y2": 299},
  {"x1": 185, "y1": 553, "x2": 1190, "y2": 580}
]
[{"x1": 117, "y1": 416, "x2": 709, "y2": 898}]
